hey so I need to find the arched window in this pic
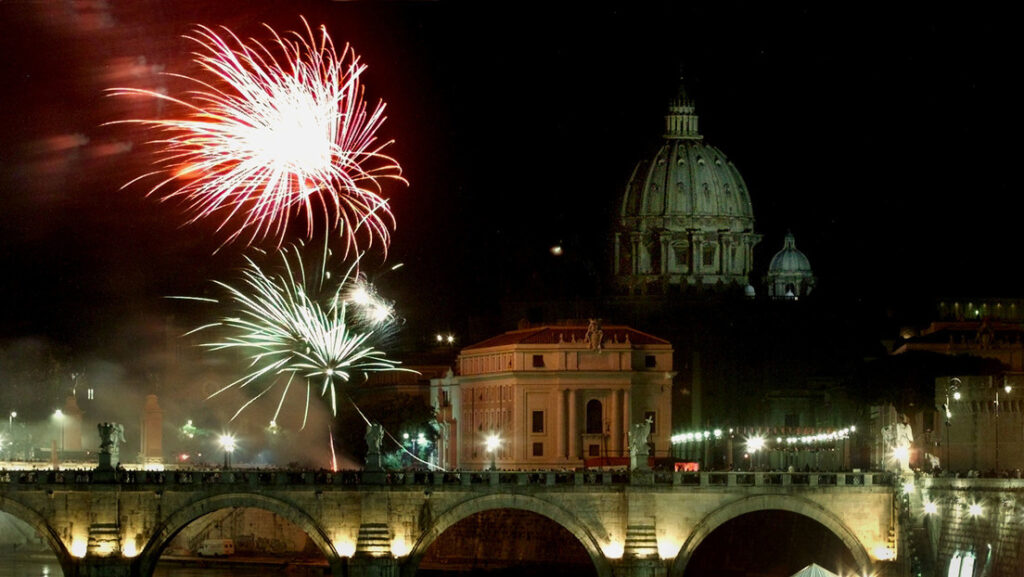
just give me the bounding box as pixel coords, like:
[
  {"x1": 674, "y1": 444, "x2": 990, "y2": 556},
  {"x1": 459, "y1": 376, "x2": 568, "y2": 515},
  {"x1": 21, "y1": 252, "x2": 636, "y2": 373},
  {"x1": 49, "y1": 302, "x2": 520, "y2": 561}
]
[{"x1": 586, "y1": 400, "x2": 603, "y2": 434}]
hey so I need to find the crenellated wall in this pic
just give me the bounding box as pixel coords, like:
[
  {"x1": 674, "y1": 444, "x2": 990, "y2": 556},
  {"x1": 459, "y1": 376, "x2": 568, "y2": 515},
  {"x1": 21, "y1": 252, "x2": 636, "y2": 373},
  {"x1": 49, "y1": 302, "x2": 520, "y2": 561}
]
[{"x1": 0, "y1": 469, "x2": 897, "y2": 577}]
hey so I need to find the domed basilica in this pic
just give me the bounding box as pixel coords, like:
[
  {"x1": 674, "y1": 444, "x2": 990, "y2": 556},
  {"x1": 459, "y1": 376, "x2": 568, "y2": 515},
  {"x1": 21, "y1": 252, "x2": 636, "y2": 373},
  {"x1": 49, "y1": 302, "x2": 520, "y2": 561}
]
[
  {"x1": 600, "y1": 79, "x2": 846, "y2": 431},
  {"x1": 614, "y1": 80, "x2": 814, "y2": 299},
  {"x1": 499, "y1": 78, "x2": 853, "y2": 434}
]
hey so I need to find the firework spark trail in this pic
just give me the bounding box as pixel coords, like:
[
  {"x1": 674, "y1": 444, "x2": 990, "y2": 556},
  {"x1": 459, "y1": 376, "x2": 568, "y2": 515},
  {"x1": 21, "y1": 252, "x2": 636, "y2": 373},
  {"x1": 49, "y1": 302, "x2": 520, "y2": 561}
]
[
  {"x1": 329, "y1": 425, "x2": 338, "y2": 472},
  {"x1": 108, "y1": 17, "x2": 406, "y2": 252},
  {"x1": 186, "y1": 243, "x2": 409, "y2": 429}
]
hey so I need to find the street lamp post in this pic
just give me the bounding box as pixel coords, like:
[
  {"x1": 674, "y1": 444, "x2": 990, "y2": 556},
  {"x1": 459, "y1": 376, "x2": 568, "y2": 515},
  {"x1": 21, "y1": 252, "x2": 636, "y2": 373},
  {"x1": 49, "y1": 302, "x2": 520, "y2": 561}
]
[
  {"x1": 219, "y1": 434, "x2": 237, "y2": 469},
  {"x1": 944, "y1": 378, "x2": 961, "y2": 474},
  {"x1": 995, "y1": 384, "x2": 1011, "y2": 474},
  {"x1": 485, "y1": 434, "x2": 500, "y2": 471},
  {"x1": 746, "y1": 435, "x2": 766, "y2": 471},
  {"x1": 54, "y1": 409, "x2": 65, "y2": 460},
  {"x1": 6, "y1": 412, "x2": 14, "y2": 460}
]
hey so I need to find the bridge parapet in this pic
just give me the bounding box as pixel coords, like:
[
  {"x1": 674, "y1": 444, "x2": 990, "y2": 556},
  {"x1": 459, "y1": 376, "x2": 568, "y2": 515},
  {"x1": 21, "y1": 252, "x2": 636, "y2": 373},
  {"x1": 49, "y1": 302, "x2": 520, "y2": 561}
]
[{"x1": 1, "y1": 468, "x2": 894, "y2": 491}]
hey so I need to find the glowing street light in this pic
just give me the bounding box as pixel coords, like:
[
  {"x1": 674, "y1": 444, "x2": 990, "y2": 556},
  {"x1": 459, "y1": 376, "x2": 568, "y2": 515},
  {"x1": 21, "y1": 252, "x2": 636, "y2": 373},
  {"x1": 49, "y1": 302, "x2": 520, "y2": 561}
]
[
  {"x1": 485, "y1": 434, "x2": 501, "y2": 471},
  {"x1": 219, "y1": 434, "x2": 237, "y2": 469},
  {"x1": 746, "y1": 435, "x2": 766, "y2": 453},
  {"x1": 745, "y1": 435, "x2": 766, "y2": 469},
  {"x1": 7, "y1": 411, "x2": 15, "y2": 433}
]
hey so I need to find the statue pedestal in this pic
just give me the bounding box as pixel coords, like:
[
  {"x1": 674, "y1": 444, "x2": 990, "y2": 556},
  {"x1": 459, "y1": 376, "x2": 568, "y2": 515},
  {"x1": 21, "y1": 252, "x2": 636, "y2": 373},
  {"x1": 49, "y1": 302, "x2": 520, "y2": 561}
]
[
  {"x1": 630, "y1": 454, "x2": 651, "y2": 472},
  {"x1": 365, "y1": 450, "x2": 382, "y2": 472},
  {"x1": 93, "y1": 452, "x2": 116, "y2": 482}
]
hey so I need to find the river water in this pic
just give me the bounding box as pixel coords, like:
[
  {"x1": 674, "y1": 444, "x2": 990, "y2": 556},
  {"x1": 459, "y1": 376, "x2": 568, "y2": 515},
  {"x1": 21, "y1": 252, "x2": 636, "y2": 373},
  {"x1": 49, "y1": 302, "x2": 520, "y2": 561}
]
[
  {"x1": 0, "y1": 557, "x2": 60, "y2": 577},
  {"x1": 0, "y1": 558, "x2": 567, "y2": 577}
]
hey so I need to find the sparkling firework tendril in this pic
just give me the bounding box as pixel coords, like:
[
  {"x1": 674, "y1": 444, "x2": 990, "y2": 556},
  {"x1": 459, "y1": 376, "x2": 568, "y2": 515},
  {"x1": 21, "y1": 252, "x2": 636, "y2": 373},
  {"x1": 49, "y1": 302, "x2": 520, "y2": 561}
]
[
  {"x1": 108, "y1": 18, "x2": 406, "y2": 252},
  {"x1": 187, "y1": 243, "x2": 408, "y2": 429}
]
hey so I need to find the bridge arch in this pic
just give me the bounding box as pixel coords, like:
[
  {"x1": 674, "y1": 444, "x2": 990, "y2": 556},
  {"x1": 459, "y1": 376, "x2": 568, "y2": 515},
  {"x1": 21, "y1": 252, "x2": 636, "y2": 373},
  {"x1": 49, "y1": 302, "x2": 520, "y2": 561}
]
[
  {"x1": 134, "y1": 491, "x2": 341, "y2": 577},
  {"x1": 403, "y1": 492, "x2": 613, "y2": 577},
  {"x1": 0, "y1": 494, "x2": 74, "y2": 576},
  {"x1": 668, "y1": 494, "x2": 874, "y2": 577}
]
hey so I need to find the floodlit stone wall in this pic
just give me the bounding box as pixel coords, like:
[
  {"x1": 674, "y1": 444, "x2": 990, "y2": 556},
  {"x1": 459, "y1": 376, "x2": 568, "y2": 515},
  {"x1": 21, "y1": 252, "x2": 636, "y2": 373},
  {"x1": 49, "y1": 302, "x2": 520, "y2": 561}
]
[{"x1": 915, "y1": 478, "x2": 1024, "y2": 577}]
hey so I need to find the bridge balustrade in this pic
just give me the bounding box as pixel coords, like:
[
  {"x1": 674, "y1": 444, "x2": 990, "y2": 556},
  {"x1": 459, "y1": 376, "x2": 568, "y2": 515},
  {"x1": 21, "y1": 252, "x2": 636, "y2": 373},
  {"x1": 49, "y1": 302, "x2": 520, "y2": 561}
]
[{"x1": 1, "y1": 467, "x2": 892, "y2": 490}]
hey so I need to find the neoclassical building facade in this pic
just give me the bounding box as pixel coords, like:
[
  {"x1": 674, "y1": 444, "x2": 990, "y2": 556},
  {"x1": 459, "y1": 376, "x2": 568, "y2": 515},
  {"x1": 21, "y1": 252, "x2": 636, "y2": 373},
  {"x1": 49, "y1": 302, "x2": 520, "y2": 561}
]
[{"x1": 430, "y1": 322, "x2": 674, "y2": 470}]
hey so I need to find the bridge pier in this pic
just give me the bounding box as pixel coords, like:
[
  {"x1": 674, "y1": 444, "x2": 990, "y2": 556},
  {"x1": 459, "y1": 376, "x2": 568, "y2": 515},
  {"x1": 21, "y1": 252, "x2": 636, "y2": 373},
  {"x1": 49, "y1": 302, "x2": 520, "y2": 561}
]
[
  {"x1": 66, "y1": 557, "x2": 133, "y2": 577},
  {"x1": 611, "y1": 557, "x2": 668, "y2": 577},
  {"x1": 348, "y1": 555, "x2": 400, "y2": 577}
]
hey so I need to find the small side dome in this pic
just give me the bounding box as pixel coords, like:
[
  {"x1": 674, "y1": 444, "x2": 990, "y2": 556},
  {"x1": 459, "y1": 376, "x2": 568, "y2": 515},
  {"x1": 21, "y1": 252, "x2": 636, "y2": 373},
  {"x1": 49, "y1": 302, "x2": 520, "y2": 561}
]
[
  {"x1": 766, "y1": 232, "x2": 815, "y2": 299},
  {"x1": 769, "y1": 232, "x2": 812, "y2": 274}
]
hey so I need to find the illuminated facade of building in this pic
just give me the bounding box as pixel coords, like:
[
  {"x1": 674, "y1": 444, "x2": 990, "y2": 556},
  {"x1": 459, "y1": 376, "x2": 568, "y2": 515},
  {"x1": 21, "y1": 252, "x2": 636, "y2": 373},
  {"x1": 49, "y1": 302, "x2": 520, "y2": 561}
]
[
  {"x1": 893, "y1": 298, "x2": 1024, "y2": 474},
  {"x1": 430, "y1": 322, "x2": 674, "y2": 470}
]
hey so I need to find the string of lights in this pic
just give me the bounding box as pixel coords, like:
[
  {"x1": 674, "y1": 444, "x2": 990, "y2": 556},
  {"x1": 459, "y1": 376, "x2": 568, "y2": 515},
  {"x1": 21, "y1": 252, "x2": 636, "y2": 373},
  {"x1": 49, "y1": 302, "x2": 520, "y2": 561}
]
[{"x1": 671, "y1": 426, "x2": 857, "y2": 450}]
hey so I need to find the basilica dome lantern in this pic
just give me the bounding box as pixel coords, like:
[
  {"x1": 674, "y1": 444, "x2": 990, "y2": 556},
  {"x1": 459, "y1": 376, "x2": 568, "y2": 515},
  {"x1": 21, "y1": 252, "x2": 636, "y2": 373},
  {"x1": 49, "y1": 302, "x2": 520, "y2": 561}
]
[{"x1": 615, "y1": 80, "x2": 761, "y2": 295}]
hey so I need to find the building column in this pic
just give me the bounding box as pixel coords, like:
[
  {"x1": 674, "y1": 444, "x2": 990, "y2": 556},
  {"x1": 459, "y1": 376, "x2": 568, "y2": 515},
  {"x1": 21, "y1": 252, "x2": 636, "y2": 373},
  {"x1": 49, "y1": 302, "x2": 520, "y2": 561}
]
[
  {"x1": 660, "y1": 235, "x2": 669, "y2": 275},
  {"x1": 614, "y1": 234, "x2": 621, "y2": 276},
  {"x1": 556, "y1": 388, "x2": 565, "y2": 460},
  {"x1": 567, "y1": 389, "x2": 577, "y2": 460},
  {"x1": 622, "y1": 390, "x2": 631, "y2": 442},
  {"x1": 611, "y1": 389, "x2": 622, "y2": 457},
  {"x1": 626, "y1": 234, "x2": 634, "y2": 274}
]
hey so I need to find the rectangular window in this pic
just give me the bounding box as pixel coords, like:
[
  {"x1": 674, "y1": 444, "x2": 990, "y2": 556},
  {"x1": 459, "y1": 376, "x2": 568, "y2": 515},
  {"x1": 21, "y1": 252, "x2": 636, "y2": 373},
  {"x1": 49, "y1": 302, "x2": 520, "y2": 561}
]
[
  {"x1": 703, "y1": 246, "x2": 715, "y2": 267},
  {"x1": 533, "y1": 442, "x2": 544, "y2": 457},
  {"x1": 674, "y1": 247, "x2": 689, "y2": 266},
  {"x1": 644, "y1": 411, "x2": 656, "y2": 433},
  {"x1": 532, "y1": 354, "x2": 545, "y2": 368},
  {"x1": 589, "y1": 444, "x2": 601, "y2": 457},
  {"x1": 645, "y1": 355, "x2": 656, "y2": 368},
  {"x1": 532, "y1": 410, "x2": 544, "y2": 433}
]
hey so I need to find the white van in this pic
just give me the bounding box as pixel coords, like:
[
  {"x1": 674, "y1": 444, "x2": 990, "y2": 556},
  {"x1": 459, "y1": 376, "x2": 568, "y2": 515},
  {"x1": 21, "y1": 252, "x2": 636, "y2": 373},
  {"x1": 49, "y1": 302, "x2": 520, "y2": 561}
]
[{"x1": 197, "y1": 539, "x2": 235, "y2": 557}]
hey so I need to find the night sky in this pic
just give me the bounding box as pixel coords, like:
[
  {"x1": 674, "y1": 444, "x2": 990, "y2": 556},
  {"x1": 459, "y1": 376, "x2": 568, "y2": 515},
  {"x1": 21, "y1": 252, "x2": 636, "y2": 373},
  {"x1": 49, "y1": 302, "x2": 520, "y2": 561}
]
[{"x1": 0, "y1": 1, "x2": 1019, "y2": 362}]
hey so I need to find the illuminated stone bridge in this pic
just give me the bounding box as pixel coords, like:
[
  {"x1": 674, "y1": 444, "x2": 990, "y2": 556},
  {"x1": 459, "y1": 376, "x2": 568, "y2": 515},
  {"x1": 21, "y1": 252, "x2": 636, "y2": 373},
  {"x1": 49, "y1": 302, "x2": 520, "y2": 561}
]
[{"x1": 0, "y1": 468, "x2": 900, "y2": 577}]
